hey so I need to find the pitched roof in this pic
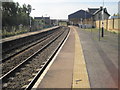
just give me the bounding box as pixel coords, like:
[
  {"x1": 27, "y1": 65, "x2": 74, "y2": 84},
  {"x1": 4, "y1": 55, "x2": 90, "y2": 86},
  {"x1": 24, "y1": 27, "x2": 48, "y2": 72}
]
[
  {"x1": 93, "y1": 7, "x2": 110, "y2": 16},
  {"x1": 88, "y1": 8, "x2": 99, "y2": 14},
  {"x1": 34, "y1": 17, "x2": 50, "y2": 20},
  {"x1": 68, "y1": 10, "x2": 92, "y2": 19}
]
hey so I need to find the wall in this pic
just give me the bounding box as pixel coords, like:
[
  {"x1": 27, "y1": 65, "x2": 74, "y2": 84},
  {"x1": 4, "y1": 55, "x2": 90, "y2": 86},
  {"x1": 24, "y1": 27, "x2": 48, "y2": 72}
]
[
  {"x1": 69, "y1": 18, "x2": 93, "y2": 26},
  {"x1": 34, "y1": 18, "x2": 51, "y2": 30},
  {"x1": 95, "y1": 18, "x2": 120, "y2": 33},
  {"x1": 69, "y1": 18, "x2": 120, "y2": 32}
]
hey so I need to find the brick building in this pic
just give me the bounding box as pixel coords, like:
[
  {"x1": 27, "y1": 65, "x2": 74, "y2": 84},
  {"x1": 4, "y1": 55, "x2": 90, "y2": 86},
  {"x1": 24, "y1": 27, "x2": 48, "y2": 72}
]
[
  {"x1": 68, "y1": 9, "x2": 92, "y2": 27},
  {"x1": 68, "y1": 7, "x2": 110, "y2": 28},
  {"x1": 34, "y1": 17, "x2": 51, "y2": 30}
]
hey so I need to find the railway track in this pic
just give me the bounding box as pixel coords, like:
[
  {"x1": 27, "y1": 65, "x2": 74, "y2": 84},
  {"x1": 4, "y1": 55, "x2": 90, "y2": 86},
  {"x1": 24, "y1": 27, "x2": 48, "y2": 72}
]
[
  {"x1": 1, "y1": 26, "x2": 70, "y2": 89},
  {"x1": 1, "y1": 27, "x2": 63, "y2": 77},
  {"x1": 2, "y1": 27, "x2": 60, "y2": 62},
  {"x1": 2, "y1": 30, "x2": 58, "y2": 63}
]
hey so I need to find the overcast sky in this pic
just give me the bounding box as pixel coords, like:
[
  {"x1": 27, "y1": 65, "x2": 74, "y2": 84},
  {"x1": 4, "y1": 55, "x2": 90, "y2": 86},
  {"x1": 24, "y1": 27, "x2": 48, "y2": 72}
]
[{"x1": 13, "y1": 0, "x2": 119, "y2": 19}]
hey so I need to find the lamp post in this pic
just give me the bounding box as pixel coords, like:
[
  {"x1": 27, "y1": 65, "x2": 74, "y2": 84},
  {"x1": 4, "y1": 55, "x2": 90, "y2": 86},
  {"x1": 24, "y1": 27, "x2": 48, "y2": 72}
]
[
  {"x1": 49, "y1": 16, "x2": 51, "y2": 27},
  {"x1": 29, "y1": 9, "x2": 35, "y2": 31},
  {"x1": 101, "y1": 0, "x2": 104, "y2": 37}
]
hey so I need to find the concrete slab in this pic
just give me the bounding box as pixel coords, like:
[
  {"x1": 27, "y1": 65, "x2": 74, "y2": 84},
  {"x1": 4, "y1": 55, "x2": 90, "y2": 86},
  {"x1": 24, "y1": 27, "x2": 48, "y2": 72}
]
[
  {"x1": 76, "y1": 27, "x2": 118, "y2": 88},
  {"x1": 36, "y1": 27, "x2": 75, "y2": 88}
]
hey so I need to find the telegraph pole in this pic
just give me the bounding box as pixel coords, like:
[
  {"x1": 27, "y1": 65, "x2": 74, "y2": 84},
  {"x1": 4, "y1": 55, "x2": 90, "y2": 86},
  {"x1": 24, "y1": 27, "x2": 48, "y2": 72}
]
[
  {"x1": 101, "y1": 0, "x2": 104, "y2": 37},
  {"x1": 99, "y1": 14, "x2": 101, "y2": 41}
]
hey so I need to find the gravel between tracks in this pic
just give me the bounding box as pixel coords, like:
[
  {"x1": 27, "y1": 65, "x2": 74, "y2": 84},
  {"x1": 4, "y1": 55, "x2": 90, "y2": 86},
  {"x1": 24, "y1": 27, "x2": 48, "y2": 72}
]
[
  {"x1": 2, "y1": 28, "x2": 60, "y2": 60},
  {"x1": 2, "y1": 27, "x2": 69, "y2": 89},
  {"x1": 2, "y1": 28, "x2": 63, "y2": 76}
]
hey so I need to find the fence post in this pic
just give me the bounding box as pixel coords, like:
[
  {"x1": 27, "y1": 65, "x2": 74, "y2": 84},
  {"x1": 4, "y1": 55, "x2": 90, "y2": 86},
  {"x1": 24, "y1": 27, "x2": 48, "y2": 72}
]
[
  {"x1": 106, "y1": 19, "x2": 108, "y2": 31},
  {"x1": 113, "y1": 18, "x2": 114, "y2": 30}
]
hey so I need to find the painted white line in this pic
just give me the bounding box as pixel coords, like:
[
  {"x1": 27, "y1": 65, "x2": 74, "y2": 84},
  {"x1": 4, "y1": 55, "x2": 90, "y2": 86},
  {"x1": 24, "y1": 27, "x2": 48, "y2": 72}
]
[{"x1": 32, "y1": 29, "x2": 71, "y2": 89}]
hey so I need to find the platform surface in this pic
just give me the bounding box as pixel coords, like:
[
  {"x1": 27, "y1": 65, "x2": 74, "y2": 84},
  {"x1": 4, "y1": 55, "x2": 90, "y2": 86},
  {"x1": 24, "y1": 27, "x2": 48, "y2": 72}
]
[
  {"x1": 36, "y1": 26, "x2": 75, "y2": 88},
  {"x1": 1, "y1": 26, "x2": 59, "y2": 43},
  {"x1": 34, "y1": 26, "x2": 118, "y2": 89},
  {"x1": 76, "y1": 27, "x2": 118, "y2": 88}
]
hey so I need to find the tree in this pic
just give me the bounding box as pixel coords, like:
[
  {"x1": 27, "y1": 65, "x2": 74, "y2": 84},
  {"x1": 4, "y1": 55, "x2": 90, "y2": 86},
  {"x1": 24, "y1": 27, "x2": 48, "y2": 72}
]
[
  {"x1": 113, "y1": 13, "x2": 120, "y2": 16},
  {"x1": 2, "y1": 2, "x2": 33, "y2": 32},
  {"x1": 27, "y1": 4, "x2": 32, "y2": 16}
]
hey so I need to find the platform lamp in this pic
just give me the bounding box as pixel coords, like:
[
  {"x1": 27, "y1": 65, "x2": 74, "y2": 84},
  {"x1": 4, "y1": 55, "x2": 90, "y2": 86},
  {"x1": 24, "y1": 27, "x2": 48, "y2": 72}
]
[
  {"x1": 101, "y1": 0, "x2": 104, "y2": 37},
  {"x1": 29, "y1": 8, "x2": 35, "y2": 32}
]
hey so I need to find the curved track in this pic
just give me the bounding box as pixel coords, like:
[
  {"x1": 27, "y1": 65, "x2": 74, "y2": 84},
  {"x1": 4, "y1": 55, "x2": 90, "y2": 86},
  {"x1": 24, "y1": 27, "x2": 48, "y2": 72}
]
[
  {"x1": 1, "y1": 27, "x2": 62, "y2": 77},
  {"x1": 2, "y1": 27, "x2": 60, "y2": 62},
  {"x1": 1, "y1": 26, "x2": 70, "y2": 89}
]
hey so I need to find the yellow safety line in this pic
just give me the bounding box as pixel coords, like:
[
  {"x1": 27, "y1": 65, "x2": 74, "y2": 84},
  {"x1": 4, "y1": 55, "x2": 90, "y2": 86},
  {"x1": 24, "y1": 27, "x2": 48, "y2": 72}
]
[{"x1": 72, "y1": 26, "x2": 90, "y2": 88}]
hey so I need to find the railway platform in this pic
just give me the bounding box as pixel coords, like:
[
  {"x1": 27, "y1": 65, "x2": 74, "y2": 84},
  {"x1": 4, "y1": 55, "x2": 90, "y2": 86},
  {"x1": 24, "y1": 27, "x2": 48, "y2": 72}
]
[
  {"x1": 1, "y1": 26, "x2": 59, "y2": 43},
  {"x1": 32, "y1": 26, "x2": 118, "y2": 89}
]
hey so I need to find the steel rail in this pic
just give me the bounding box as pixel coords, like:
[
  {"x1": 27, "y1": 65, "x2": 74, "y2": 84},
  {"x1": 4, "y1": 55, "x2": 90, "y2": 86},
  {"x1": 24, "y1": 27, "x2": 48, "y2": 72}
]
[
  {"x1": 1, "y1": 29, "x2": 60, "y2": 63},
  {"x1": 2, "y1": 27, "x2": 60, "y2": 55},
  {"x1": 1, "y1": 29, "x2": 65, "y2": 82},
  {"x1": 25, "y1": 27, "x2": 70, "y2": 90}
]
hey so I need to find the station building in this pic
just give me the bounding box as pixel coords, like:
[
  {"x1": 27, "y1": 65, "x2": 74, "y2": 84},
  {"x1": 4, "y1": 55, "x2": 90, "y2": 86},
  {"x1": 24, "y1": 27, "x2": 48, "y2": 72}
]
[
  {"x1": 68, "y1": 7, "x2": 110, "y2": 28},
  {"x1": 68, "y1": 9, "x2": 92, "y2": 28},
  {"x1": 50, "y1": 19, "x2": 59, "y2": 26},
  {"x1": 34, "y1": 17, "x2": 51, "y2": 30}
]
